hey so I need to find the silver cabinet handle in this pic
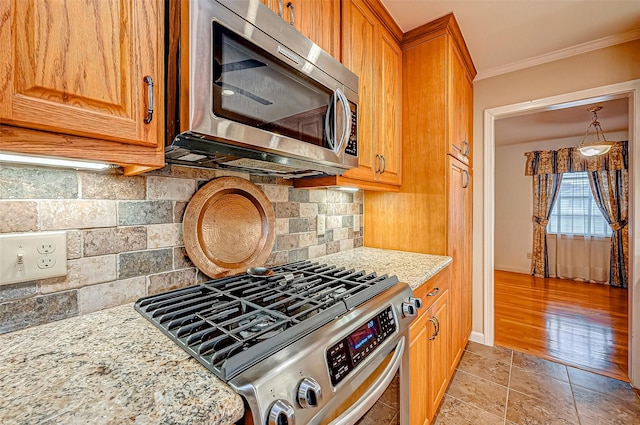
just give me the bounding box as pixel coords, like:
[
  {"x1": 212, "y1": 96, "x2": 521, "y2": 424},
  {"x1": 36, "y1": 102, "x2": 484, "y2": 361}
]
[
  {"x1": 143, "y1": 76, "x2": 154, "y2": 124},
  {"x1": 428, "y1": 317, "x2": 438, "y2": 340},
  {"x1": 462, "y1": 140, "x2": 470, "y2": 157},
  {"x1": 286, "y1": 2, "x2": 295, "y2": 25},
  {"x1": 380, "y1": 155, "x2": 386, "y2": 173},
  {"x1": 278, "y1": 0, "x2": 283, "y2": 17},
  {"x1": 462, "y1": 169, "x2": 469, "y2": 189},
  {"x1": 427, "y1": 287, "x2": 440, "y2": 297},
  {"x1": 375, "y1": 154, "x2": 381, "y2": 173},
  {"x1": 434, "y1": 316, "x2": 441, "y2": 337}
]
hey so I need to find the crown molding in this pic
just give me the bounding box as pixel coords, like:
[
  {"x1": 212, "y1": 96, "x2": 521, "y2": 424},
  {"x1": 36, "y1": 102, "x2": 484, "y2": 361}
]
[{"x1": 475, "y1": 28, "x2": 640, "y2": 81}]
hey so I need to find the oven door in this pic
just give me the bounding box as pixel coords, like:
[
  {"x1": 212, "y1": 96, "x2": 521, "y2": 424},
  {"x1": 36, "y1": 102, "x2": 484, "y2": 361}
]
[{"x1": 323, "y1": 332, "x2": 409, "y2": 425}]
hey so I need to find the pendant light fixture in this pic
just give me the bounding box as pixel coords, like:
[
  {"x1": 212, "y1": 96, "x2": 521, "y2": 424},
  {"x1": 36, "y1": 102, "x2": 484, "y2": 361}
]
[{"x1": 576, "y1": 106, "x2": 614, "y2": 156}]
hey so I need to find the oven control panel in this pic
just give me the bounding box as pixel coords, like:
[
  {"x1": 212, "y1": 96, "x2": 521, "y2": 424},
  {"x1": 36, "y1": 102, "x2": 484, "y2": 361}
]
[{"x1": 325, "y1": 305, "x2": 396, "y2": 386}]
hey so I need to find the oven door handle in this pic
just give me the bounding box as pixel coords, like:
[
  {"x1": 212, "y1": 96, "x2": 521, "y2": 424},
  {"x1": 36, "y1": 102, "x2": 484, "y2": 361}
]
[{"x1": 329, "y1": 336, "x2": 405, "y2": 425}]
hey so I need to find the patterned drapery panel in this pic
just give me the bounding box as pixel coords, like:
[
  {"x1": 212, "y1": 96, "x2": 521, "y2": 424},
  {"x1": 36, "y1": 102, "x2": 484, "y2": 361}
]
[
  {"x1": 524, "y1": 141, "x2": 628, "y2": 285},
  {"x1": 589, "y1": 168, "x2": 629, "y2": 288},
  {"x1": 524, "y1": 141, "x2": 628, "y2": 175},
  {"x1": 531, "y1": 173, "x2": 563, "y2": 277}
]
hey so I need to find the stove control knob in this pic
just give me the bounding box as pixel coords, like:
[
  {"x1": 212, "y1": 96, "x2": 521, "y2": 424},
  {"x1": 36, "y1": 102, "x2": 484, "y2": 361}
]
[
  {"x1": 402, "y1": 302, "x2": 416, "y2": 317},
  {"x1": 409, "y1": 296, "x2": 423, "y2": 309},
  {"x1": 268, "y1": 399, "x2": 295, "y2": 425},
  {"x1": 297, "y1": 377, "x2": 322, "y2": 408}
]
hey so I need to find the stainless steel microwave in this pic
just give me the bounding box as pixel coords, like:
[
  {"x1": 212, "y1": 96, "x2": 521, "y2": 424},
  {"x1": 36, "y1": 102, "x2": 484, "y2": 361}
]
[{"x1": 165, "y1": 0, "x2": 359, "y2": 178}]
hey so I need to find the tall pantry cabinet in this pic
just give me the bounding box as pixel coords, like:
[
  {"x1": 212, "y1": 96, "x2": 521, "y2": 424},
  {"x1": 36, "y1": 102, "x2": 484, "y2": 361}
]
[{"x1": 364, "y1": 13, "x2": 475, "y2": 425}]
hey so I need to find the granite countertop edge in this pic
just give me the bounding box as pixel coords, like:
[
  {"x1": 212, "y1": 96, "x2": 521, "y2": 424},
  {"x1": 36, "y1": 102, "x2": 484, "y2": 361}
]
[{"x1": 0, "y1": 247, "x2": 451, "y2": 425}]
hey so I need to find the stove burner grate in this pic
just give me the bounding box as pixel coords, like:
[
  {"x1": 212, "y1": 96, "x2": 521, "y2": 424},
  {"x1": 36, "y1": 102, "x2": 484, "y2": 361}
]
[{"x1": 135, "y1": 260, "x2": 399, "y2": 381}]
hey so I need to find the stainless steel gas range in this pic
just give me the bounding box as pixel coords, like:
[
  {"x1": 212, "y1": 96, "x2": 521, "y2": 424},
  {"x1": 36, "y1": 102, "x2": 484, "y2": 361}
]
[{"x1": 135, "y1": 261, "x2": 422, "y2": 425}]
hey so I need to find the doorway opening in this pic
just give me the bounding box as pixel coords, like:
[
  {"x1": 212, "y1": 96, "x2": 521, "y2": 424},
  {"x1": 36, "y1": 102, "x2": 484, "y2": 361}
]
[{"x1": 481, "y1": 79, "x2": 640, "y2": 386}]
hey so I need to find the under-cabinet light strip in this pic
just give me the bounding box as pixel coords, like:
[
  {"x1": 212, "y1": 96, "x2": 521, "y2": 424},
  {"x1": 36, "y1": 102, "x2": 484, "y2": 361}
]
[{"x1": 0, "y1": 152, "x2": 116, "y2": 171}]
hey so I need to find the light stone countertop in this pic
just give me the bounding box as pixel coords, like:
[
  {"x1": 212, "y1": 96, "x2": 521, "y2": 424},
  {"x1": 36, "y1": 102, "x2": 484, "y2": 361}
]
[
  {"x1": 0, "y1": 247, "x2": 450, "y2": 425},
  {"x1": 317, "y1": 247, "x2": 452, "y2": 290},
  {"x1": 0, "y1": 304, "x2": 245, "y2": 425}
]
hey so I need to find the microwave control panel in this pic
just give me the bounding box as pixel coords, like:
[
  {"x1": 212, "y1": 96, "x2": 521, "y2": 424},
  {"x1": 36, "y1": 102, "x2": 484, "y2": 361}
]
[
  {"x1": 325, "y1": 305, "x2": 396, "y2": 386},
  {"x1": 345, "y1": 107, "x2": 358, "y2": 157}
]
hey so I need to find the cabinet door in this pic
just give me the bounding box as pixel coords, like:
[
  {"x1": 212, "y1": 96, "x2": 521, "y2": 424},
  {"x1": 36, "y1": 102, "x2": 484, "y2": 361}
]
[
  {"x1": 427, "y1": 288, "x2": 450, "y2": 419},
  {"x1": 447, "y1": 156, "x2": 470, "y2": 373},
  {"x1": 463, "y1": 167, "x2": 473, "y2": 340},
  {"x1": 341, "y1": 0, "x2": 378, "y2": 182},
  {"x1": 409, "y1": 311, "x2": 430, "y2": 425},
  {"x1": 291, "y1": 0, "x2": 341, "y2": 59},
  {"x1": 448, "y1": 46, "x2": 473, "y2": 166},
  {"x1": 260, "y1": 0, "x2": 340, "y2": 59},
  {"x1": 376, "y1": 28, "x2": 402, "y2": 185},
  {"x1": 0, "y1": 0, "x2": 160, "y2": 148}
]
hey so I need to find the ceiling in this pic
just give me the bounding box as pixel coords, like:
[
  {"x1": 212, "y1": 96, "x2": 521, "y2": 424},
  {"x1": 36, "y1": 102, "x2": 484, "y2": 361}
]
[
  {"x1": 379, "y1": 1, "x2": 639, "y2": 145},
  {"x1": 380, "y1": 0, "x2": 640, "y2": 79}
]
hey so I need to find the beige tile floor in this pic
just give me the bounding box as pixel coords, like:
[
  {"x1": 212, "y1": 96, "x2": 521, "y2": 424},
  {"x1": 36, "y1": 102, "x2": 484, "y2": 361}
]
[
  {"x1": 433, "y1": 341, "x2": 640, "y2": 425},
  {"x1": 357, "y1": 341, "x2": 640, "y2": 425}
]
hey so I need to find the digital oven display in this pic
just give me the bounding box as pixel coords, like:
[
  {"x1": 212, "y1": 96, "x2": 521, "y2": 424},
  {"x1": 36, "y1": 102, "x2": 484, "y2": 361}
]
[
  {"x1": 326, "y1": 306, "x2": 396, "y2": 386},
  {"x1": 349, "y1": 320, "x2": 379, "y2": 357}
]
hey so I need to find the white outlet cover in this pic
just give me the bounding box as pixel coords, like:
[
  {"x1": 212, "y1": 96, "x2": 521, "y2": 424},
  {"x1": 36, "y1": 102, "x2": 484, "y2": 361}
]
[{"x1": 0, "y1": 231, "x2": 67, "y2": 285}]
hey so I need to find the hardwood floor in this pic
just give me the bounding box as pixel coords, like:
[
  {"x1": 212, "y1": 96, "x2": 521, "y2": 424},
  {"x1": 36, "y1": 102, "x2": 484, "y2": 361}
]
[{"x1": 494, "y1": 270, "x2": 629, "y2": 382}]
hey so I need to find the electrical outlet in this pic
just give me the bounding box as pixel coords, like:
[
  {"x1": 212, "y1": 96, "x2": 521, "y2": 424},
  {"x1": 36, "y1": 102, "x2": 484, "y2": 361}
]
[
  {"x1": 353, "y1": 215, "x2": 360, "y2": 232},
  {"x1": 317, "y1": 214, "x2": 326, "y2": 236},
  {"x1": 527, "y1": 252, "x2": 532, "y2": 259},
  {"x1": 0, "y1": 231, "x2": 67, "y2": 285},
  {"x1": 37, "y1": 257, "x2": 56, "y2": 269}
]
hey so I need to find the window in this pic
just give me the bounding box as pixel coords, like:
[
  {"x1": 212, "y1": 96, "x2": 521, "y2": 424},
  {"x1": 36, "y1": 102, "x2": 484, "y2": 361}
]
[{"x1": 547, "y1": 172, "x2": 611, "y2": 236}]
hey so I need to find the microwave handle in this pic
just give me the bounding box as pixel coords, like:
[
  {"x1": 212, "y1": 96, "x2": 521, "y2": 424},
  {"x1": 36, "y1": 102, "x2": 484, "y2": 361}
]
[
  {"x1": 334, "y1": 88, "x2": 351, "y2": 155},
  {"x1": 324, "y1": 91, "x2": 337, "y2": 151}
]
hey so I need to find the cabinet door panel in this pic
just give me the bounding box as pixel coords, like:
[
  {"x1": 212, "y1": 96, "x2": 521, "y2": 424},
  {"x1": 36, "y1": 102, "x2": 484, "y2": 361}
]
[
  {"x1": 448, "y1": 46, "x2": 472, "y2": 166},
  {"x1": 341, "y1": 0, "x2": 377, "y2": 182},
  {"x1": 427, "y1": 289, "x2": 450, "y2": 419},
  {"x1": 377, "y1": 28, "x2": 402, "y2": 185},
  {"x1": 293, "y1": 0, "x2": 341, "y2": 59},
  {"x1": 1, "y1": 0, "x2": 159, "y2": 147},
  {"x1": 448, "y1": 156, "x2": 469, "y2": 372},
  {"x1": 410, "y1": 313, "x2": 430, "y2": 425}
]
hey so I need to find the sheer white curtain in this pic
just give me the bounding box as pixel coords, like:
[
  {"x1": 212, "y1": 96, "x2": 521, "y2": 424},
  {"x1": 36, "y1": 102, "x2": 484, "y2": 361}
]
[{"x1": 547, "y1": 172, "x2": 611, "y2": 283}]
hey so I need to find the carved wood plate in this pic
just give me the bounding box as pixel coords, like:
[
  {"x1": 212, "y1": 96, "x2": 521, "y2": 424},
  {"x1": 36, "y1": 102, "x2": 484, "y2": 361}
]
[{"x1": 183, "y1": 177, "x2": 275, "y2": 278}]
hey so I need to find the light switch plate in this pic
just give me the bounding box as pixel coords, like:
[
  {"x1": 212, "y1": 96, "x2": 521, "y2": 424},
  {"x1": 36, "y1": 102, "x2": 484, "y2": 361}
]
[
  {"x1": 0, "y1": 231, "x2": 67, "y2": 285},
  {"x1": 353, "y1": 215, "x2": 360, "y2": 232}
]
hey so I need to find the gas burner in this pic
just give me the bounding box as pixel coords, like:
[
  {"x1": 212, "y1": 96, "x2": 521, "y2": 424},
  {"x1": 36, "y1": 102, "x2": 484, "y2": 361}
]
[
  {"x1": 238, "y1": 314, "x2": 284, "y2": 340},
  {"x1": 320, "y1": 286, "x2": 350, "y2": 305}
]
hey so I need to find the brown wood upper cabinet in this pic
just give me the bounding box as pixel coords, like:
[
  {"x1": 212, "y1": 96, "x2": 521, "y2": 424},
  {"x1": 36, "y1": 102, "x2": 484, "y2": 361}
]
[
  {"x1": 341, "y1": 0, "x2": 402, "y2": 187},
  {"x1": 293, "y1": 0, "x2": 402, "y2": 191},
  {"x1": 0, "y1": 0, "x2": 164, "y2": 175},
  {"x1": 259, "y1": 0, "x2": 341, "y2": 59}
]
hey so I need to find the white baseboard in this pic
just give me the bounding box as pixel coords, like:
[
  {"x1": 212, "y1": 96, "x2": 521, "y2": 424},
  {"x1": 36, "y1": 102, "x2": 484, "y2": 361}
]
[
  {"x1": 469, "y1": 331, "x2": 485, "y2": 345},
  {"x1": 494, "y1": 265, "x2": 529, "y2": 274}
]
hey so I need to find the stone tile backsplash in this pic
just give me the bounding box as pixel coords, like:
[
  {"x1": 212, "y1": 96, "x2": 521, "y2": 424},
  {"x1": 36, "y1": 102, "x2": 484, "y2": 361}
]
[{"x1": 0, "y1": 164, "x2": 363, "y2": 333}]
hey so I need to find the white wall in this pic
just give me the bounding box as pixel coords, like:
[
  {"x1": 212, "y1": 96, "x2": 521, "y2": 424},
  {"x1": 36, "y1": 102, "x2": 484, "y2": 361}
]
[
  {"x1": 494, "y1": 132, "x2": 628, "y2": 274},
  {"x1": 472, "y1": 39, "x2": 640, "y2": 337}
]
